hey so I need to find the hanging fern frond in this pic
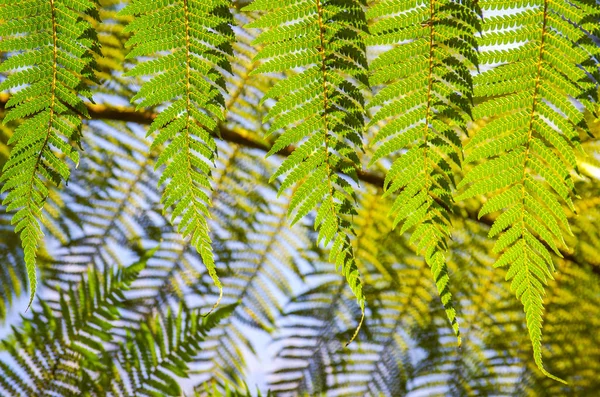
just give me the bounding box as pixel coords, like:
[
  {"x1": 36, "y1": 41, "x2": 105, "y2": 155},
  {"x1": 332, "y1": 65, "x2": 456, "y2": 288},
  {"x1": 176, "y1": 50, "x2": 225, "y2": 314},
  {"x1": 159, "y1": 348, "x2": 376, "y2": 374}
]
[
  {"x1": 0, "y1": 0, "x2": 599, "y2": 391},
  {"x1": 244, "y1": 0, "x2": 370, "y2": 339},
  {"x1": 120, "y1": 0, "x2": 235, "y2": 310},
  {"x1": 0, "y1": 0, "x2": 100, "y2": 307},
  {"x1": 457, "y1": 0, "x2": 599, "y2": 381},
  {"x1": 0, "y1": 119, "x2": 79, "y2": 320},
  {"x1": 366, "y1": 0, "x2": 482, "y2": 343},
  {"x1": 448, "y1": 218, "x2": 600, "y2": 393}
]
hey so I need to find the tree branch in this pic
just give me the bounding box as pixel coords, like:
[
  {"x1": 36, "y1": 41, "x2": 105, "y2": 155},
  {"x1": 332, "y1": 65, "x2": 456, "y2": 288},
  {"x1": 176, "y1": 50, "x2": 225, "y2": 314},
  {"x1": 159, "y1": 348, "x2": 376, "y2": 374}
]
[{"x1": 0, "y1": 93, "x2": 593, "y2": 274}]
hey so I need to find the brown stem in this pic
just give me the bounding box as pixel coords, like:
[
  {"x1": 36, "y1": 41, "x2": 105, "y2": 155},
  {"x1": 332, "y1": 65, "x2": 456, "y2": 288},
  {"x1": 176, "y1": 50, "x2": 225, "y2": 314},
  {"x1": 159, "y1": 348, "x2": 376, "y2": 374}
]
[{"x1": 0, "y1": 94, "x2": 593, "y2": 274}]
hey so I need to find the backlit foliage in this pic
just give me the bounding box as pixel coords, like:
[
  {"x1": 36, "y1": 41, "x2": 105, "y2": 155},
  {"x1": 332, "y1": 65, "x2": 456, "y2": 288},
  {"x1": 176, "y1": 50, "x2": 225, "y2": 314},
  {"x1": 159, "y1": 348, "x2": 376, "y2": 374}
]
[
  {"x1": 0, "y1": 0, "x2": 599, "y2": 395},
  {"x1": 457, "y1": 0, "x2": 599, "y2": 381}
]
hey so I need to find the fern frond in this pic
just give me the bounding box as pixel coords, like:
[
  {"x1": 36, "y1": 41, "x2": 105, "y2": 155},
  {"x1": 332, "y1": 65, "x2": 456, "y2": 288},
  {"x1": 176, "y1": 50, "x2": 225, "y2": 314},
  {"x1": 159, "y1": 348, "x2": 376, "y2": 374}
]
[
  {"x1": 268, "y1": 273, "x2": 359, "y2": 395},
  {"x1": 245, "y1": 0, "x2": 369, "y2": 337},
  {"x1": 111, "y1": 303, "x2": 236, "y2": 396},
  {"x1": 458, "y1": 0, "x2": 599, "y2": 381},
  {"x1": 0, "y1": 118, "x2": 78, "y2": 320},
  {"x1": 0, "y1": 247, "x2": 156, "y2": 397},
  {"x1": 120, "y1": 0, "x2": 235, "y2": 311},
  {"x1": 0, "y1": 0, "x2": 100, "y2": 307},
  {"x1": 366, "y1": 0, "x2": 482, "y2": 343}
]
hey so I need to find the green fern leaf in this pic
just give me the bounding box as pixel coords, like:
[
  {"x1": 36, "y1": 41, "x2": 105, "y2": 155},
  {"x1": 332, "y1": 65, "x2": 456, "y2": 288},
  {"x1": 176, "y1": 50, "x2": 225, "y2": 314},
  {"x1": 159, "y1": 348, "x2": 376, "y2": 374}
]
[
  {"x1": 120, "y1": 0, "x2": 235, "y2": 312},
  {"x1": 366, "y1": 0, "x2": 482, "y2": 344},
  {"x1": 112, "y1": 303, "x2": 236, "y2": 396},
  {"x1": 245, "y1": 0, "x2": 370, "y2": 339},
  {"x1": 0, "y1": 246, "x2": 157, "y2": 396},
  {"x1": 459, "y1": 0, "x2": 598, "y2": 381},
  {"x1": 0, "y1": 0, "x2": 99, "y2": 308}
]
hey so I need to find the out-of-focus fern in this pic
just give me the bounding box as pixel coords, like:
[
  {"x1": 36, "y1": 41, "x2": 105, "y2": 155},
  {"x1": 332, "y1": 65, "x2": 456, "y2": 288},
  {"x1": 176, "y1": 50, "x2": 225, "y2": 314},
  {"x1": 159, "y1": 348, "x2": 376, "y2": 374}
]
[
  {"x1": 191, "y1": 180, "x2": 304, "y2": 391},
  {"x1": 0, "y1": 210, "x2": 28, "y2": 321},
  {"x1": 196, "y1": 382, "x2": 272, "y2": 397},
  {"x1": 109, "y1": 303, "x2": 236, "y2": 396},
  {"x1": 0, "y1": 246, "x2": 156, "y2": 396},
  {"x1": 244, "y1": 0, "x2": 369, "y2": 340},
  {"x1": 119, "y1": 0, "x2": 235, "y2": 310},
  {"x1": 269, "y1": 190, "x2": 440, "y2": 396},
  {"x1": 0, "y1": 243, "x2": 237, "y2": 397},
  {"x1": 269, "y1": 270, "x2": 359, "y2": 395},
  {"x1": 457, "y1": 0, "x2": 599, "y2": 380},
  {"x1": 92, "y1": 0, "x2": 137, "y2": 98},
  {"x1": 41, "y1": 121, "x2": 157, "y2": 297},
  {"x1": 0, "y1": 0, "x2": 100, "y2": 307},
  {"x1": 48, "y1": 114, "x2": 293, "y2": 391},
  {"x1": 273, "y1": 205, "x2": 600, "y2": 395},
  {"x1": 366, "y1": 0, "x2": 482, "y2": 343}
]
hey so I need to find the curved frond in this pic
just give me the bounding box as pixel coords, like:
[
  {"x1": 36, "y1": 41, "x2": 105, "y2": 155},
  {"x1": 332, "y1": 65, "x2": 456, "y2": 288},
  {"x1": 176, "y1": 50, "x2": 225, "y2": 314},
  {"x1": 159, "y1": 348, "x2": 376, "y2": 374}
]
[
  {"x1": 120, "y1": 0, "x2": 235, "y2": 308},
  {"x1": 0, "y1": 0, "x2": 100, "y2": 306},
  {"x1": 458, "y1": 0, "x2": 599, "y2": 380}
]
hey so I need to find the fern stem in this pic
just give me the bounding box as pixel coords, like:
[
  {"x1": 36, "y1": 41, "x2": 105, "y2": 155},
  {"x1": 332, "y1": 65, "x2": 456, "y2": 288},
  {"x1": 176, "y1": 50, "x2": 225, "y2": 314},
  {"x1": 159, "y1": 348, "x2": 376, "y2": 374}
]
[
  {"x1": 23, "y1": 0, "x2": 62, "y2": 309},
  {"x1": 516, "y1": 1, "x2": 566, "y2": 384},
  {"x1": 315, "y1": 0, "x2": 364, "y2": 345},
  {"x1": 315, "y1": 0, "x2": 336, "y2": 222},
  {"x1": 423, "y1": 0, "x2": 436, "y2": 197},
  {"x1": 521, "y1": 1, "x2": 548, "y2": 211}
]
